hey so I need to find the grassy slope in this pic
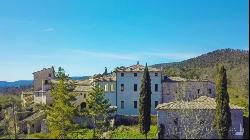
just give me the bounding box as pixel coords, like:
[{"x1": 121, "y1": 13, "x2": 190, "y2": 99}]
[{"x1": 25, "y1": 125, "x2": 158, "y2": 139}]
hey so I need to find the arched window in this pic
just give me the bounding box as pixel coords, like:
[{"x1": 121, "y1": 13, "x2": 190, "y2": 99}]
[
  {"x1": 110, "y1": 84, "x2": 115, "y2": 92},
  {"x1": 105, "y1": 84, "x2": 109, "y2": 92},
  {"x1": 80, "y1": 102, "x2": 86, "y2": 111}
]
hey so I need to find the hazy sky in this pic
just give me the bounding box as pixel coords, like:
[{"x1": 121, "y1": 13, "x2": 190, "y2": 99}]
[{"x1": 0, "y1": 0, "x2": 249, "y2": 81}]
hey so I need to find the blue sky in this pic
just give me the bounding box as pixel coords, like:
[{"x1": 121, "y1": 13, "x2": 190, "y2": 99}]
[{"x1": 0, "y1": 0, "x2": 249, "y2": 81}]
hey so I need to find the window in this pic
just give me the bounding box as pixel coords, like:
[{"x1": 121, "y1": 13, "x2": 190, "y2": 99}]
[
  {"x1": 44, "y1": 80, "x2": 49, "y2": 85},
  {"x1": 121, "y1": 101, "x2": 124, "y2": 109},
  {"x1": 155, "y1": 84, "x2": 158, "y2": 92},
  {"x1": 48, "y1": 73, "x2": 52, "y2": 77},
  {"x1": 121, "y1": 84, "x2": 124, "y2": 92},
  {"x1": 121, "y1": 73, "x2": 124, "y2": 77},
  {"x1": 80, "y1": 102, "x2": 86, "y2": 111},
  {"x1": 197, "y1": 89, "x2": 200, "y2": 94},
  {"x1": 134, "y1": 101, "x2": 137, "y2": 108},
  {"x1": 134, "y1": 84, "x2": 137, "y2": 92},
  {"x1": 110, "y1": 84, "x2": 115, "y2": 92},
  {"x1": 134, "y1": 73, "x2": 137, "y2": 77},
  {"x1": 174, "y1": 118, "x2": 178, "y2": 125},
  {"x1": 208, "y1": 89, "x2": 212, "y2": 94},
  {"x1": 199, "y1": 120, "x2": 204, "y2": 125},
  {"x1": 155, "y1": 73, "x2": 158, "y2": 76},
  {"x1": 84, "y1": 94, "x2": 86, "y2": 98},
  {"x1": 155, "y1": 101, "x2": 159, "y2": 108},
  {"x1": 105, "y1": 84, "x2": 109, "y2": 92}
]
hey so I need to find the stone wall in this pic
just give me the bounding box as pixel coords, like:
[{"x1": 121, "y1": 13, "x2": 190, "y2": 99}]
[
  {"x1": 33, "y1": 67, "x2": 55, "y2": 91},
  {"x1": 162, "y1": 81, "x2": 216, "y2": 103},
  {"x1": 157, "y1": 109, "x2": 244, "y2": 139}
]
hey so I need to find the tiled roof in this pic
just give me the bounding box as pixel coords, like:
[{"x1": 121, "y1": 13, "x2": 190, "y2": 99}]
[
  {"x1": 21, "y1": 111, "x2": 45, "y2": 123},
  {"x1": 116, "y1": 64, "x2": 161, "y2": 72},
  {"x1": 92, "y1": 73, "x2": 116, "y2": 82},
  {"x1": 73, "y1": 80, "x2": 92, "y2": 92},
  {"x1": 163, "y1": 76, "x2": 214, "y2": 84},
  {"x1": 156, "y1": 96, "x2": 244, "y2": 110}
]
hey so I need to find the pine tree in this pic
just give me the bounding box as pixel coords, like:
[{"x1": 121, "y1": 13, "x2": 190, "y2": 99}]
[
  {"x1": 86, "y1": 83, "x2": 111, "y2": 138},
  {"x1": 46, "y1": 67, "x2": 78, "y2": 139},
  {"x1": 213, "y1": 64, "x2": 232, "y2": 139},
  {"x1": 139, "y1": 63, "x2": 152, "y2": 139}
]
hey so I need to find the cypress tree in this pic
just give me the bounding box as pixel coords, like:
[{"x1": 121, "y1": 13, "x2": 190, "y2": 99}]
[
  {"x1": 139, "y1": 63, "x2": 152, "y2": 139},
  {"x1": 213, "y1": 64, "x2": 232, "y2": 139}
]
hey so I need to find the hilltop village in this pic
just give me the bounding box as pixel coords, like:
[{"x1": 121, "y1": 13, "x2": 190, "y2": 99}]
[{"x1": 1, "y1": 62, "x2": 245, "y2": 139}]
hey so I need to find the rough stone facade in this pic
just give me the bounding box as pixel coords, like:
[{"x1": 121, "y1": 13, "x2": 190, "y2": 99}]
[
  {"x1": 32, "y1": 67, "x2": 55, "y2": 105},
  {"x1": 33, "y1": 67, "x2": 55, "y2": 91},
  {"x1": 162, "y1": 76, "x2": 216, "y2": 102},
  {"x1": 156, "y1": 96, "x2": 244, "y2": 139}
]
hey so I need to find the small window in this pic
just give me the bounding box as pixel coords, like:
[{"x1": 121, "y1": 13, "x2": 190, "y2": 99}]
[
  {"x1": 134, "y1": 73, "x2": 137, "y2": 77},
  {"x1": 155, "y1": 73, "x2": 158, "y2": 76},
  {"x1": 121, "y1": 73, "x2": 124, "y2": 77},
  {"x1": 134, "y1": 101, "x2": 137, "y2": 108},
  {"x1": 121, "y1": 101, "x2": 124, "y2": 109},
  {"x1": 174, "y1": 118, "x2": 178, "y2": 125},
  {"x1": 121, "y1": 84, "x2": 124, "y2": 92},
  {"x1": 105, "y1": 84, "x2": 109, "y2": 92},
  {"x1": 197, "y1": 89, "x2": 200, "y2": 94},
  {"x1": 110, "y1": 84, "x2": 114, "y2": 92},
  {"x1": 199, "y1": 120, "x2": 204, "y2": 125},
  {"x1": 44, "y1": 80, "x2": 49, "y2": 85},
  {"x1": 208, "y1": 89, "x2": 212, "y2": 94},
  {"x1": 155, "y1": 101, "x2": 159, "y2": 108},
  {"x1": 84, "y1": 94, "x2": 86, "y2": 98},
  {"x1": 134, "y1": 84, "x2": 137, "y2": 92},
  {"x1": 80, "y1": 102, "x2": 86, "y2": 111},
  {"x1": 155, "y1": 84, "x2": 158, "y2": 92}
]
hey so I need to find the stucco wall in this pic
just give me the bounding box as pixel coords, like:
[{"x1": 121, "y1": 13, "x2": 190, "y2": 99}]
[
  {"x1": 98, "y1": 81, "x2": 116, "y2": 106},
  {"x1": 116, "y1": 71, "x2": 162, "y2": 115}
]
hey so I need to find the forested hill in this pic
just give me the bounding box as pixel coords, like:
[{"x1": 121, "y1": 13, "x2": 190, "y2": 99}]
[
  {"x1": 152, "y1": 48, "x2": 249, "y2": 69},
  {"x1": 152, "y1": 48, "x2": 249, "y2": 116}
]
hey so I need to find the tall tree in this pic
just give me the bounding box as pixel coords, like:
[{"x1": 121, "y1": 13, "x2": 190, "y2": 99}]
[
  {"x1": 46, "y1": 67, "x2": 78, "y2": 139},
  {"x1": 139, "y1": 63, "x2": 152, "y2": 139},
  {"x1": 86, "y1": 83, "x2": 111, "y2": 138},
  {"x1": 213, "y1": 64, "x2": 232, "y2": 139}
]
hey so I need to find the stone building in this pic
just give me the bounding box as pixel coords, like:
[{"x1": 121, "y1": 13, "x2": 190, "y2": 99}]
[
  {"x1": 33, "y1": 67, "x2": 55, "y2": 91},
  {"x1": 91, "y1": 72, "x2": 116, "y2": 106},
  {"x1": 92, "y1": 63, "x2": 163, "y2": 116},
  {"x1": 33, "y1": 67, "x2": 55, "y2": 105},
  {"x1": 162, "y1": 76, "x2": 216, "y2": 103},
  {"x1": 156, "y1": 96, "x2": 244, "y2": 139}
]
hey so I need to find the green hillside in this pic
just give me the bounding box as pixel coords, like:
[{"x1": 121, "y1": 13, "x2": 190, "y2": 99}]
[{"x1": 152, "y1": 48, "x2": 249, "y2": 116}]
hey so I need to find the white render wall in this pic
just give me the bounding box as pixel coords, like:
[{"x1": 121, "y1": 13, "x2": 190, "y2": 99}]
[
  {"x1": 98, "y1": 81, "x2": 116, "y2": 106},
  {"x1": 116, "y1": 71, "x2": 162, "y2": 115}
]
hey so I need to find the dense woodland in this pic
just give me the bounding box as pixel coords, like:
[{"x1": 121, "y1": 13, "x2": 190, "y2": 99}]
[{"x1": 152, "y1": 48, "x2": 249, "y2": 116}]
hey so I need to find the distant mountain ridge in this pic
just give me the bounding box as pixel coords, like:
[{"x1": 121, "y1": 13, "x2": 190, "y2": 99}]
[
  {"x1": 0, "y1": 80, "x2": 33, "y2": 88},
  {"x1": 0, "y1": 76, "x2": 90, "y2": 88}
]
